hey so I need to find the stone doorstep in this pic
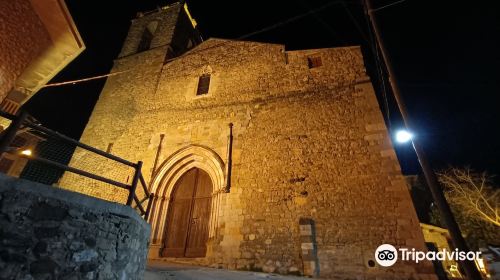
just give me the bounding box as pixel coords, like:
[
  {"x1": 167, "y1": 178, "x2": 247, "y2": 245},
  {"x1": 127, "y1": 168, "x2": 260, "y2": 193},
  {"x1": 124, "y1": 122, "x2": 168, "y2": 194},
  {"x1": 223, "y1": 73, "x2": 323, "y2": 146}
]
[{"x1": 150, "y1": 257, "x2": 209, "y2": 266}]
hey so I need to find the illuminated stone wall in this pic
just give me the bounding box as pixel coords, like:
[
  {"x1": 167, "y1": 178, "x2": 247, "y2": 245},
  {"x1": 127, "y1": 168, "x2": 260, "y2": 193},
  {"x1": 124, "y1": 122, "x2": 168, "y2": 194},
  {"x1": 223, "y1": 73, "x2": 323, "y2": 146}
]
[
  {"x1": 60, "y1": 7, "x2": 436, "y2": 279},
  {"x1": 0, "y1": 0, "x2": 51, "y2": 100}
]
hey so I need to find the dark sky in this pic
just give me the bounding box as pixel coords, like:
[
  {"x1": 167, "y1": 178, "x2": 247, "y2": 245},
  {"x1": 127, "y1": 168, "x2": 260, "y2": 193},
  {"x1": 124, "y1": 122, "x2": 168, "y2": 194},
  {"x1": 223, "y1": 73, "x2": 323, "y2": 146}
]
[{"x1": 24, "y1": 0, "x2": 500, "y2": 176}]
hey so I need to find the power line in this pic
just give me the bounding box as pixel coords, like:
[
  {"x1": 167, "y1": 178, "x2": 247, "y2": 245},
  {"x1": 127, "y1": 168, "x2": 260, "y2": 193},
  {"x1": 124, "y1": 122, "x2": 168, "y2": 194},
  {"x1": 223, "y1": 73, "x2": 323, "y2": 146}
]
[
  {"x1": 164, "y1": 0, "x2": 353, "y2": 62},
  {"x1": 295, "y1": 0, "x2": 347, "y2": 45},
  {"x1": 371, "y1": 0, "x2": 406, "y2": 12},
  {"x1": 236, "y1": 0, "x2": 349, "y2": 40},
  {"x1": 42, "y1": 0, "x2": 352, "y2": 88},
  {"x1": 349, "y1": 0, "x2": 392, "y2": 130},
  {"x1": 341, "y1": 2, "x2": 369, "y2": 43},
  {"x1": 42, "y1": 70, "x2": 130, "y2": 88}
]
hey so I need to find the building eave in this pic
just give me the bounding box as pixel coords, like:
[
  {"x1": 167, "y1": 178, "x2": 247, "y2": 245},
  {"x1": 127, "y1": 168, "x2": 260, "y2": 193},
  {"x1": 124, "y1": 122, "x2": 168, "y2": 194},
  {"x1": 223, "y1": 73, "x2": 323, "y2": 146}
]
[{"x1": 15, "y1": 0, "x2": 85, "y2": 103}]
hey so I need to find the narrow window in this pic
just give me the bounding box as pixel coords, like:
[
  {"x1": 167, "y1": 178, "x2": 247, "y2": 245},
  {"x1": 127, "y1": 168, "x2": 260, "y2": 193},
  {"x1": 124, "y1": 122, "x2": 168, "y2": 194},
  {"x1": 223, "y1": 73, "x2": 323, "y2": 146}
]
[
  {"x1": 196, "y1": 74, "x2": 211, "y2": 96},
  {"x1": 307, "y1": 56, "x2": 322, "y2": 68}
]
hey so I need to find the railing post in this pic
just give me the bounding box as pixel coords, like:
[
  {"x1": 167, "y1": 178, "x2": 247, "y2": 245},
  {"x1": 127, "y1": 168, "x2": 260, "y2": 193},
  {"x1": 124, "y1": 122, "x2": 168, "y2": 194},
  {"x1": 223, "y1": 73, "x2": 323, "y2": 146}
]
[
  {"x1": 127, "y1": 161, "x2": 142, "y2": 206},
  {"x1": 0, "y1": 111, "x2": 28, "y2": 156},
  {"x1": 144, "y1": 193, "x2": 154, "y2": 221}
]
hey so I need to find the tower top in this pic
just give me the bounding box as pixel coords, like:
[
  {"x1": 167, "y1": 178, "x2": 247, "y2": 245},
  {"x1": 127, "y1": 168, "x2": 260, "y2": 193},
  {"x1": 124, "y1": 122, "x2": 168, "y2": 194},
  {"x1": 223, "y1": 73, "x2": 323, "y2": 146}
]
[
  {"x1": 135, "y1": 2, "x2": 197, "y2": 28},
  {"x1": 119, "y1": 1, "x2": 201, "y2": 58}
]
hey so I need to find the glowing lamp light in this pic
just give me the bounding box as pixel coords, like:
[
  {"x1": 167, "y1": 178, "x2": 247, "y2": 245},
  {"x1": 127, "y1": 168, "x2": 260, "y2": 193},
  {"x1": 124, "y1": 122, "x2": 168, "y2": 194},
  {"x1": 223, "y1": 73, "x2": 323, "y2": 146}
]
[
  {"x1": 20, "y1": 149, "x2": 32, "y2": 156},
  {"x1": 395, "y1": 130, "x2": 413, "y2": 143}
]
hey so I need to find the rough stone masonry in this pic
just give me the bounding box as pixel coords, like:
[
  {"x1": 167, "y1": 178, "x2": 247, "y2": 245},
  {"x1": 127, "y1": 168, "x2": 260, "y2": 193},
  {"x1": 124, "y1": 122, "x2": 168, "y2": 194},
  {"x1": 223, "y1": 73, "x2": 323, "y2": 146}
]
[
  {"x1": 60, "y1": 3, "x2": 436, "y2": 279},
  {"x1": 0, "y1": 174, "x2": 150, "y2": 280}
]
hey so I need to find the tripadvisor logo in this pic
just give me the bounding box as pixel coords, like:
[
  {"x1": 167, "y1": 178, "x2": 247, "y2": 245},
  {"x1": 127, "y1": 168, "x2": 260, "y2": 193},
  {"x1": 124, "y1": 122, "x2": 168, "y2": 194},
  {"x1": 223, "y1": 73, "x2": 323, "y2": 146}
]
[
  {"x1": 375, "y1": 244, "x2": 398, "y2": 267},
  {"x1": 374, "y1": 244, "x2": 481, "y2": 267}
]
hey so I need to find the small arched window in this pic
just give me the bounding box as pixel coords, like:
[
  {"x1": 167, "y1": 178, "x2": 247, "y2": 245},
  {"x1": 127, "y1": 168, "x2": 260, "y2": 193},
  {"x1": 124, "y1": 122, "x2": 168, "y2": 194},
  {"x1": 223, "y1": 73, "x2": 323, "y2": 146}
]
[{"x1": 137, "y1": 21, "x2": 158, "y2": 52}]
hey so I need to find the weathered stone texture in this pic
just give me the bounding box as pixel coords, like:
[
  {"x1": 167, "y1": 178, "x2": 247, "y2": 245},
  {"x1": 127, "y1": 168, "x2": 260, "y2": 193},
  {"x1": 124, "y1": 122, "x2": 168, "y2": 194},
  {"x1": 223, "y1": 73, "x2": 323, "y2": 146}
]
[
  {"x1": 119, "y1": 5, "x2": 179, "y2": 57},
  {"x1": 0, "y1": 0, "x2": 51, "y2": 99},
  {"x1": 119, "y1": 2, "x2": 199, "y2": 58},
  {"x1": 0, "y1": 174, "x2": 150, "y2": 280},
  {"x1": 60, "y1": 8, "x2": 435, "y2": 278}
]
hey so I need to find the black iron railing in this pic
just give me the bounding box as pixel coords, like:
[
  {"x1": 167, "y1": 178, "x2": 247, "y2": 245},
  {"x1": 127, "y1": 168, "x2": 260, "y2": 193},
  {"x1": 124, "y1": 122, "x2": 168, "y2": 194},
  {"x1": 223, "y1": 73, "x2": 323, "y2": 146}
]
[{"x1": 0, "y1": 110, "x2": 153, "y2": 220}]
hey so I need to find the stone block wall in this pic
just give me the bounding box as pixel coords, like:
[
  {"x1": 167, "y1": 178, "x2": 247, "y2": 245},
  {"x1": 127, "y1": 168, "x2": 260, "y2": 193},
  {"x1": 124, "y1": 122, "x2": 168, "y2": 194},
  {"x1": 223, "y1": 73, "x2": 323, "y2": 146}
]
[
  {"x1": 61, "y1": 37, "x2": 436, "y2": 279},
  {"x1": 0, "y1": 0, "x2": 51, "y2": 99},
  {"x1": 0, "y1": 174, "x2": 150, "y2": 280},
  {"x1": 119, "y1": 2, "x2": 199, "y2": 58},
  {"x1": 119, "y1": 4, "x2": 180, "y2": 58}
]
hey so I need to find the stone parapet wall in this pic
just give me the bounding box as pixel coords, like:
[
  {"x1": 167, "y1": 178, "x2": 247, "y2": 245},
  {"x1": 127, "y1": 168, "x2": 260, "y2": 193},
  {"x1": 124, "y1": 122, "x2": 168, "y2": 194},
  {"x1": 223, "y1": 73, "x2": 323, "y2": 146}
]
[{"x1": 0, "y1": 174, "x2": 150, "y2": 280}]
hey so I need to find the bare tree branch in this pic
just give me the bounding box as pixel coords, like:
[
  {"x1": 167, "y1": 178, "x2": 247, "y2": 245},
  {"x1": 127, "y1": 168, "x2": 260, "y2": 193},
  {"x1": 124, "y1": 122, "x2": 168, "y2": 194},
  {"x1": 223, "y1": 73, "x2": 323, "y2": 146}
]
[{"x1": 437, "y1": 167, "x2": 500, "y2": 227}]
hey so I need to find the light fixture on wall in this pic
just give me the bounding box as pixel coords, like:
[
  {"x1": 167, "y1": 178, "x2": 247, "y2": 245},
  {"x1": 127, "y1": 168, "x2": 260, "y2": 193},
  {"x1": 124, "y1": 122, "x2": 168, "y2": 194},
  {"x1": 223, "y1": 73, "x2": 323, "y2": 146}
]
[{"x1": 20, "y1": 149, "x2": 32, "y2": 156}]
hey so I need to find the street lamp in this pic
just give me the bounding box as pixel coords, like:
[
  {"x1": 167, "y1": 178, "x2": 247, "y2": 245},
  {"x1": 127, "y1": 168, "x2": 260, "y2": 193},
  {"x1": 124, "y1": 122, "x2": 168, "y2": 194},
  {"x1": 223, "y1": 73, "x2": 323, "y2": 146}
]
[
  {"x1": 364, "y1": 0, "x2": 482, "y2": 278},
  {"x1": 395, "y1": 129, "x2": 413, "y2": 143}
]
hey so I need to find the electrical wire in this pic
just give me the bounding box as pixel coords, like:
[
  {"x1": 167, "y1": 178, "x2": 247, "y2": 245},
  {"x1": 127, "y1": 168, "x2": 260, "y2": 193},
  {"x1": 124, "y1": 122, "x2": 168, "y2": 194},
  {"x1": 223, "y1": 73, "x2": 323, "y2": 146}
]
[
  {"x1": 337, "y1": 0, "x2": 392, "y2": 130},
  {"x1": 42, "y1": 70, "x2": 130, "y2": 88},
  {"x1": 361, "y1": 0, "x2": 392, "y2": 130},
  {"x1": 341, "y1": 2, "x2": 369, "y2": 43},
  {"x1": 295, "y1": 0, "x2": 347, "y2": 45},
  {"x1": 371, "y1": 0, "x2": 406, "y2": 12},
  {"x1": 42, "y1": 0, "x2": 352, "y2": 88},
  {"x1": 235, "y1": 0, "x2": 349, "y2": 41}
]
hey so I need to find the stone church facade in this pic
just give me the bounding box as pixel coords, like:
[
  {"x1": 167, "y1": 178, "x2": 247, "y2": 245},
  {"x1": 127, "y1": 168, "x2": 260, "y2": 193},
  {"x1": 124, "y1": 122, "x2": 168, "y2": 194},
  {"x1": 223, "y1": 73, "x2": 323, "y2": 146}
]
[{"x1": 61, "y1": 3, "x2": 435, "y2": 279}]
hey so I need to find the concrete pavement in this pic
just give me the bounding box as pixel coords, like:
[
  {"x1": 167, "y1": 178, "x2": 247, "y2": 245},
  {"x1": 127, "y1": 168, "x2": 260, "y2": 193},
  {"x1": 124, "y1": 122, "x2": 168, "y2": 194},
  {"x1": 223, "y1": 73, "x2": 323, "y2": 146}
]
[{"x1": 144, "y1": 261, "x2": 309, "y2": 280}]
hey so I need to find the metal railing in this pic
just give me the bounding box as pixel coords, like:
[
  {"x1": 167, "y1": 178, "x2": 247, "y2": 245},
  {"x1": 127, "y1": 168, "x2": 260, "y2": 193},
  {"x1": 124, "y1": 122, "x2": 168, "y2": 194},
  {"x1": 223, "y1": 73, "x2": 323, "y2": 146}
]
[{"x1": 0, "y1": 110, "x2": 153, "y2": 220}]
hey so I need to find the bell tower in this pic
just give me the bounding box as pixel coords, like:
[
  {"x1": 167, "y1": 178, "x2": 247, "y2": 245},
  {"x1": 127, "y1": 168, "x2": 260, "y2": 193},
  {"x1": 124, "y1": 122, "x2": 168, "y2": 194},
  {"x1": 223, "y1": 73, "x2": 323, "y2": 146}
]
[
  {"x1": 74, "y1": 2, "x2": 202, "y2": 162},
  {"x1": 119, "y1": 2, "x2": 201, "y2": 59}
]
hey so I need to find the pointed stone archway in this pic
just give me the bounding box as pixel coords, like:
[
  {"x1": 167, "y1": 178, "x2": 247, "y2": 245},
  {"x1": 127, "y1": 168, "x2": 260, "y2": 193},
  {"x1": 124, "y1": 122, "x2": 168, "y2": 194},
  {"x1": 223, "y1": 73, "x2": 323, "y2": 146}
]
[{"x1": 147, "y1": 145, "x2": 225, "y2": 258}]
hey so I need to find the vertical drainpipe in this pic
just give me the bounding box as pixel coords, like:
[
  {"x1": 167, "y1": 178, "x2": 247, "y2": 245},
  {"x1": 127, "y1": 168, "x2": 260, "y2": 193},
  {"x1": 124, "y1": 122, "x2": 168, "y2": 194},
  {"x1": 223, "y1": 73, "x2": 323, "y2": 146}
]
[
  {"x1": 150, "y1": 134, "x2": 164, "y2": 190},
  {"x1": 224, "y1": 123, "x2": 233, "y2": 193}
]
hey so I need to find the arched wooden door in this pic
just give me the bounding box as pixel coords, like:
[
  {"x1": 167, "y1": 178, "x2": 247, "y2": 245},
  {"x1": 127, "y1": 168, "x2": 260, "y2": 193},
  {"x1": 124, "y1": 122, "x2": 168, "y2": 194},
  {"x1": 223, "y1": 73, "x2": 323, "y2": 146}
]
[{"x1": 162, "y1": 168, "x2": 212, "y2": 257}]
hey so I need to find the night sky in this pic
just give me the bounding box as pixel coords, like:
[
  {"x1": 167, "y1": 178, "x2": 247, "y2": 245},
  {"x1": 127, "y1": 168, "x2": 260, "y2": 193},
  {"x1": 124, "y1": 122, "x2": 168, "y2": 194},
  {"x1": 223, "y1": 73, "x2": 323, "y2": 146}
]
[{"x1": 24, "y1": 0, "x2": 500, "y2": 177}]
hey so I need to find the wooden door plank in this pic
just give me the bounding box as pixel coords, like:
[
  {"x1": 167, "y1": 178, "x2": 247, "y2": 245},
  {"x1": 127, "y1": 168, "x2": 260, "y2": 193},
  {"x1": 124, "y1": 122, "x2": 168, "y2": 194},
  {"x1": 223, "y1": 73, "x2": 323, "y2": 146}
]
[
  {"x1": 162, "y1": 199, "x2": 191, "y2": 257},
  {"x1": 185, "y1": 169, "x2": 212, "y2": 257},
  {"x1": 162, "y1": 168, "x2": 197, "y2": 257},
  {"x1": 185, "y1": 197, "x2": 211, "y2": 257}
]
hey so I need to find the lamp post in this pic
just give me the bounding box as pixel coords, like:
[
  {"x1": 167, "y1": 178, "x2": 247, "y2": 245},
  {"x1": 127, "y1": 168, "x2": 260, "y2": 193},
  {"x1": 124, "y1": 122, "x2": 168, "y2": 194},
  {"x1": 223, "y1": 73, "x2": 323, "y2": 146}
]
[{"x1": 363, "y1": 0, "x2": 482, "y2": 279}]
